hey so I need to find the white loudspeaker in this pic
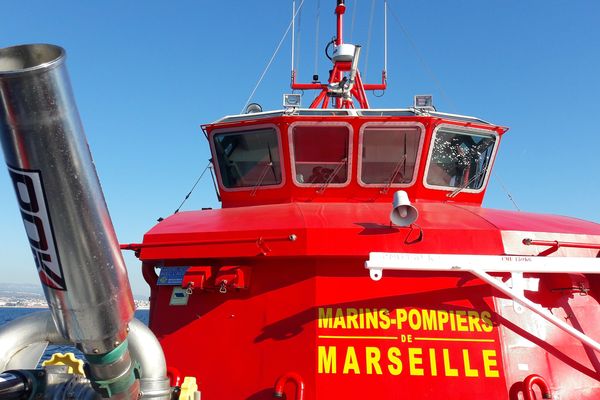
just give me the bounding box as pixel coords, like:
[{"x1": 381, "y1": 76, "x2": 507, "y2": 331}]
[{"x1": 390, "y1": 190, "x2": 418, "y2": 227}]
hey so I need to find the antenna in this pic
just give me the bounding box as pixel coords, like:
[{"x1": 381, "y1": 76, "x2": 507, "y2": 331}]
[
  {"x1": 384, "y1": 0, "x2": 388, "y2": 73},
  {"x1": 291, "y1": 0, "x2": 296, "y2": 72},
  {"x1": 290, "y1": 0, "x2": 387, "y2": 109}
]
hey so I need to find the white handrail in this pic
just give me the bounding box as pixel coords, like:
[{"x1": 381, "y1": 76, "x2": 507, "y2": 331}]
[
  {"x1": 366, "y1": 252, "x2": 600, "y2": 275},
  {"x1": 365, "y1": 252, "x2": 600, "y2": 353}
]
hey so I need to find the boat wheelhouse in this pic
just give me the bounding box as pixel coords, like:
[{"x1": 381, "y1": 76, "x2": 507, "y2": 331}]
[{"x1": 206, "y1": 108, "x2": 504, "y2": 208}]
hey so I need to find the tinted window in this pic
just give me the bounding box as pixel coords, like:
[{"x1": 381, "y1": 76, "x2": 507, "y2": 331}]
[
  {"x1": 361, "y1": 126, "x2": 421, "y2": 185},
  {"x1": 426, "y1": 129, "x2": 496, "y2": 190},
  {"x1": 214, "y1": 128, "x2": 282, "y2": 189},
  {"x1": 292, "y1": 125, "x2": 350, "y2": 185}
]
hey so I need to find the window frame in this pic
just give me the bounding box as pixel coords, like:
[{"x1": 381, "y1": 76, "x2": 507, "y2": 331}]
[
  {"x1": 288, "y1": 121, "x2": 354, "y2": 188},
  {"x1": 422, "y1": 124, "x2": 500, "y2": 194},
  {"x1": 209, "y1": 124, "x2": 286, "y2": 193},
  {"x1": 357, "y1": 122, "x2": 426, "y2": 188}
]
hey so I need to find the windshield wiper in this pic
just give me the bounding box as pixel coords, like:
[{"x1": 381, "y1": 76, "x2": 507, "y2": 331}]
[
  {"x1": 380, "y1": 154, "x2": 407, "y2": 194},
  {"x1": 317, "y1": 157, "x2": 347, "y2": 194},
  {"x1": 447, "y1": 141, "x2": 495, "y2": 198},
  {"x1": 250, "y1": 143, "x2": 275, "y2": 197},
  {"x1": 447, "y1": 161, "x2": 490, "y2": 198}
]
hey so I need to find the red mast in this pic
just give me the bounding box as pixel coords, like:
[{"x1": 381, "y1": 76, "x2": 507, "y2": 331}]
[{"x1": 291, "y1": 0, "x2": 387, "y2": 109}]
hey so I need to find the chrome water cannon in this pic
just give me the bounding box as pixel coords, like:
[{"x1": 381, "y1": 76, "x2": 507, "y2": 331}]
[{"x1": 0, "y1": 44, "x2": 158, "y2": 399}]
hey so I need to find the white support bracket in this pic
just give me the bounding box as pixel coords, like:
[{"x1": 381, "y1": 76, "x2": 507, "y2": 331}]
[
  {"x1": 508, "y1": 271, "x2": 538, "y2": 313},
  {"x1": 365, "y1": 252, "x2": 600, "y2": 353}
]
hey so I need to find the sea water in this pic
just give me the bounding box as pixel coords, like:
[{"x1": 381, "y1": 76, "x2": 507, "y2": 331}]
[{"x1": 0, "y1": 307, "x2": 150, "y2": 365}]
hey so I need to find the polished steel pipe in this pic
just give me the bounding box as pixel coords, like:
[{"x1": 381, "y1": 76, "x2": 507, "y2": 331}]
[
  {"x1": 0, "y1": 371, "x2": 32, "y2": 400},
  {"x1": 0, "y1": 311, "x2": 66, "y2": 371},
  {"x1": 0, "y1": 311, "x2": 171, "y2": 399},
  {"x1": 0, "y1": 44, "x2": 138, "y2": 398}
]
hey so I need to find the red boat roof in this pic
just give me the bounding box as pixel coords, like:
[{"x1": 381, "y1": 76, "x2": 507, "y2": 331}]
[
  {"x1": 209, "y1": 108, "x2": 496, "y2": 126},
  {"x1": 461, "y1": 205, "x2": 600, "y2": 234},
  {"x1": 139, "y1": 202, "x2": 600, "y2": 263}
]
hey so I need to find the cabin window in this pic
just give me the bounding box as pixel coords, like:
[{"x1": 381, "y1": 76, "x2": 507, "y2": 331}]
[
  {"x1": 425, "y1": 128, "x2": 496, "y2": 190},
  {"x1": 291, "y1": 124, "x2": 350, "y2": 185},
  {"x1": 213, "y1": 128, "x2": 282, "y2": 189},
  {"x1": 360, "y1": 126, "x2": 422, "y2": 186}
]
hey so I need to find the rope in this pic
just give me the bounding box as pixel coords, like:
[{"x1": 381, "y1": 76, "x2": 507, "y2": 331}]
[{"x1": 241, "y1": 0, "x2": 306, "y2": 114}]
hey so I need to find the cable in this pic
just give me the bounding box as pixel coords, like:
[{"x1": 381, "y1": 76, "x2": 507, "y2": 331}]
[
  {"x1": 173, "y1": 161, "x2": 212, "y2": 214},
  {"x1": 349, "y1": 0, "x2": 358, "y2": 42},
  {"x1": 325, "y1": 38, "x2": 335, "y2": 61},
  {"x1": 387, "y1": 2, "x2": 458, "y2": 111},
  {"x1": 241, "y1": 0, "x2": 306, "y2": 114},
  {"x1": 493, "y1": 171, "x2": 521, "y2": 211},
  {"x1": 209, "y1": 162, "x2": 221, "y2": 202},
  {"x1": 363, "y1": 0, "x2": 376, "y2": 79},
  {"x1": 295, "y1": 1, "x2": 303, "y2": 73},
  {"x1": 313, "y1": 0, "x2": 321, "y2": 77}
]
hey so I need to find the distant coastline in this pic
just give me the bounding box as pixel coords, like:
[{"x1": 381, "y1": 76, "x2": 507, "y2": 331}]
[
  {"x1": 0, "y1": 282, "x2": 150, "y2": 309},
  {"x1": 0, "y1": 305, "x2": 47, "y2": 309},
  {"x1": 0, "y1": 304, "x2": 150, "y2": 310}
]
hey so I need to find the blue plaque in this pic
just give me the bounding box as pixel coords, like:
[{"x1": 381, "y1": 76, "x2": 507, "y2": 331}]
[{"x1": 157, "y1": 266, "x2": 189, "y2": 286}]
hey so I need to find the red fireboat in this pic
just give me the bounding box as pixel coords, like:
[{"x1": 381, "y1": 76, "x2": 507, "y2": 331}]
[
  {"x1": 131, "y1": 1, "x2": 600, "y2": 399},
  {"x1": 0, "y1": 1, "x2": 600, "y2": 399}
]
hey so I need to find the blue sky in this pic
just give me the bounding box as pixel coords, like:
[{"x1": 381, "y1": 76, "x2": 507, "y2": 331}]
[{"x1": 0, "y1": 1, "x2": 599, "y2": 297}]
